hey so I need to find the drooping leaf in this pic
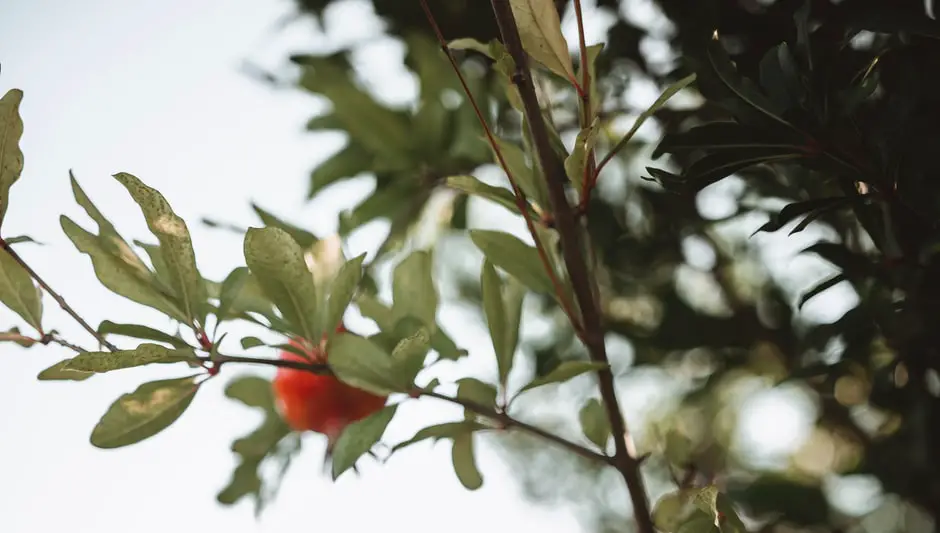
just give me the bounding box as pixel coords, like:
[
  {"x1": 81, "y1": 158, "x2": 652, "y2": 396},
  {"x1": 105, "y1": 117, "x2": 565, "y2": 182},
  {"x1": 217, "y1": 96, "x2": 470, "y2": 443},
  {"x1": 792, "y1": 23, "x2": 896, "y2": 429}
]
[
  {"x1": 90, "y1": 375, "x2": 201, "y2": 449},
  {"x1": 451, "y1": 432, "x2": 483, "y2": 490},
  {"x1": 392, "y1": 250, "x2": 438, "y2": 329},
  {"x1": 471, "y1": 230, "x2": 554, "y2": 296},
  {"x1": 0, "y1": 248, "x2": 42, "y2": 332},
  {"x1": 578, "y1": 397, "x2": 611, "y2": 450},
  {"x1": 331, "y1": 404, "x2": 397, "y2": 480},
  {"x1": 66, "y1": 344, "x2": 199, "y2": 373},
  {"x1": 481, "y1": 260, "x2": 510, "y2": 386},
  {"x1": 445, "y1": 175, "x2": 529, "y2": 217},
  {"x1": 37, "y1": 358, "x2": 93, "y2": 381},
  {"x1": 327, "y1": 333, "x2": 402, "y2": 395},
  {"x1": 798, "y1": 273, "x2": 848, "y2": 309},
  {"x1": 114, "y1": 172, "x2": 208, "y2": 326},
  {"x1": 243, "y1": 227, "x2": 320, "y2": 341},
  {"x1": 753, "y1": 197, "x2": 852, "y2": 235},
  {"x1": 518, "y1": 360, "x2": 608, "y2": 394},
  {"x1": 97, "y1": 320, "x2": 191, "y2": 349},
  {"x1": 508, "y1": 0, "x2": 575, "y2": 82},
  {"x1": 652, "y1": 122, "x2": 806, "y2": 159},
  {"x1": 60, "y1": 216, "x2": 188, "y2": 322},
  {"x1": 323, "y1": 253, "x2": 365, "y2": 339},
  {"x1": 392, "y1": 420, "x2": 487, "y2": 452},
  {"x1": 0, "y1": 89, "x2": 25, "y2": 230}
]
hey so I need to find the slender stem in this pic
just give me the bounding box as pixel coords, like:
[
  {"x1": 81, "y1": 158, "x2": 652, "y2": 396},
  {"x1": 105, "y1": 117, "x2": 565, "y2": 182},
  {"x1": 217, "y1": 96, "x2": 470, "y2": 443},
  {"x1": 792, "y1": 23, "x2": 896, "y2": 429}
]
[
  {"x1": 572, "y1": 0, "x2": 599, "y2": 207},
  {"x1": 417, "y1": 0, "x2": 585, "y2": 334},
  {"x1": 206, "y1": 352, "x2": 608, "y2": 464},
  {"x1": 487, "y1": 2, "x2": 654, "y2": 533},
  {"x1": 0, "y1": 238, "x2": 118, "y2": 351}
]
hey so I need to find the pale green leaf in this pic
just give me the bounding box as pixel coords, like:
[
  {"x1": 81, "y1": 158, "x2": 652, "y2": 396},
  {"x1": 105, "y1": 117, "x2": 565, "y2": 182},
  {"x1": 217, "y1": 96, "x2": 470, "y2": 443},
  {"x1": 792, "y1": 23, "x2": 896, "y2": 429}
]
[
  {"x1": 66, "y1": 343, "x2": 199, "y2": 373},
  {"x1": 565, "y1": 118, "x2": 600, "y2": 192},
  {"x1": 502, "y1": 277, "x2": 525, "y2": 383},
  {"x1": 114, "y1": 172, "x2": 207, "y2": 326},
  {"x1": 391, "y1": 327, "x2": 431, "y2": 387},
  {"x1": 457, "y1": 378, "x2": 498, "y2": 414},
  {"x1": 578, "y1": 397, "x2": 611, "y2": 450},
  {"x1": 331, "y1": 404, "x2": 397, "y2": 480},
  {"x1": 0, "y1": 248, "x2": 42, "y2": 332},
  {"x1": 392, "y1": 420, "x2": 486, "y2": 452},
  {"x1": 37, "y1": 358, "x2": 93, "y2": 381},
  {"x1": 519, "y1": 360, "x2": 607, "y2": 393},
  {"x1": 251, "y1": 203, "x2": 318, "y2": 250},
  {"x1": 392, "y1": 250, "x2": 438, "y2": 328},
  {"x1": 0, "y1": 89, "x2": 25, "y2": 229},
  {"x1": 578, "y1": 44, "x2": 604, "y2": 120},
  {"x1": 90, "y1": 375, "x2": 201, "y2": 449},
  {"x1": 509, "y1": 0, "x2": 575, "y2": 81},
  {"x1": 445, "y1": 175, "x2": 526, "y2": 217},
  {"x1": 448, "y1": 38, "x2": 494, "y2": 58},
  {"x1": 489, "y1": 136, "x2": 548, "y2": 208},
  {"x1": 215, "y1": 267, "x2": 251, "y2": 323},
  {"x1": 481, "y1": 260, "x2": 509, "y2": 386},
  {"x1": 243, "y1": 227, "x2": 319, "y2": 341},
  {"x1": 323, "y1": 253, "x2": 365, "y2": 339},
  {"x1": 470, "y1": 230, "x2": 554, "y2": 296},
  {"x1": 452, "y1": 432, "x2": 483, "y2": 490}
]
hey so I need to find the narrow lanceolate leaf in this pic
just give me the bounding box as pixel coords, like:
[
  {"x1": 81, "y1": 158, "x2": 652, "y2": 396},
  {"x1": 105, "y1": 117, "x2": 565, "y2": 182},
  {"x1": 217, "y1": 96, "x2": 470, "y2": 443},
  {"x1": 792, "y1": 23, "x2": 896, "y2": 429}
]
[
  {"x1": 90, "y1": 375, "x2": 201, "y2": 449},
  {"x1": 518, "y1": 361, "x2": 608, "y2": 394},
  {"x1": 328, "y1": 333, "x2": 401, "y2": 396},
  {"x1": 0, "y1": 89, "x2": 25, "y2": 230},
  {"x1": 799, "y1": 274, "x2": 848, "y2": 309},
  {"x1": 565, "y1": 118, "x2": 600, "y2": 192},
  {"x1": 37, "y1": 359, "x2": 93, "y2": 381},
  {"x1": 98, "y1": 320, "x2": 191, "y2": 349},
  {"x1": 481, "y1": 261, "x2": 511, "y2": 387},
  {"x1": 114, "y1": 172, "x2": 207, "y2": 326},
  {"x1": 578, "y1": 397, "x2": 611, "y2": 450},
  {"x1": 0, "y1": 248, "x2": 42, "y2": 332},
  {"x1": 652, "y1": 122, "x2": 805, "y2": 159},
  {"x1": 445, "y1": 175, "x2": 531, "y2": 217},
  {"x1": 392, "y1": 250, "x2": 438, "y2": 328},
  {"x1": 509, "y1": 0, "x2": 575, "y2": 82},
  {"x1": 66, "y1": 344, "x2": 199, "y2": 374},
  {"x1": 448, "y1": 38, "x2": 494, "y2": 57},
  {"x1": 61, "y1": 216, "x2": 188, "y2": 322},
  {"x1": 607, "y1": 74, "x2": 696, "y2": 163},
  {"x1": 578, "y1": 44, "x2": 604, "y2": 119},
  {"x1": 323, "y1": 253, "x2": 365, "y2": 339},
  {"x1": 215, "y1": 267, "x2": 251, "y2": 323},
  {"x1": 502, "y1": 278, "x2": 525, "y2": 384},
  {"x1": 392, "y1": 421, "x2": 486, "y2": 453},
  {"x1": 243, "y1": 227, "x2": 320, "y2": 341},
  {"x1": 331, "y1": 404, "x2": 397, "y2": 480},
  {"x1": 471, "y1": 230, "x2": 554, "y2": 296},
  {"x1": 753, "y1": 197, "x2": 853, "y2": 236},
  {"x1": 489, "y1": 136, "x2": 548, "y2": 209},
  {"x1": 705, "y1": 38, "x2": 791, "y2": 129},
  {"x1": 451, "y1": 432, "x2": 483, "y2": 490},
  {"x1": 391, "y1": 327, "x2": 431, "y2": 387}
]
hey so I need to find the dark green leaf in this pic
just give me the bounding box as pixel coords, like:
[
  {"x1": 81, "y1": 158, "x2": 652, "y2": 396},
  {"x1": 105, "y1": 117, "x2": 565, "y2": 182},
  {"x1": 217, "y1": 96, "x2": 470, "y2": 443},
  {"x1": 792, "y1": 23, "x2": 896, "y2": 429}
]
[
  {"x1": 518, "y1": 360, "x2": 607, "y2": 394},
  {"x1": 241, "y1": 336, "x2": 266, "y2": 349},
  {"x1": 676, "y1": 149, "x2": 804, "y2": 192},
  {"x1": 653, "y1": 122, "x2": 805, "y2": 159},
  {"x1": 456, "y1": 378, "x2": 498, "y2": 411},
  {"x1": 451, "y1": 432, "x2": 483, "y2": 490},
  {"x1": 481, "y1": 260, "x2": 510, "y2": 386},
  {"x1": 799, "y1": 273, "x2": 848, "y2": 309},
  {"x1": 802, "y1": 241, "x2": 875, "y2": 280},
  {"x1": 97, "y1": 321, "x2": 191, "y2": 349},
  {"x1": 331, "y1": 404, "x2": 397, "y2": 480},
  {"x1": 578, "y1": 397, "x2": 611, "y2": 450},
  {"x1": 308, "y1": 143, "x2": 374, "y2": 199},
  {"x1": 0, "y1": 248, "x2": 42, "y2": 332},
  {"x1": 215, "y1": 267, "x2": 251, "y2": 323},
  {"x1": 0, "y1": 89, "x2": 25, "y2": 229},
  {"x1": 704, "y1": 38, "x2": 791, "y2": 128},
  {"x1": 470, "y1": 230, "x2": 554, "y2": 296},
  {"x1": 845, "y1": 7, "x2": 940, "y2": 39},
  {"x1": 758, "y1": 42, "x2": 804, "y2": 112},
  {"x1": 3, "y1": 235, "x2": 41, "y2": 246},
  {"x1": 90, "y1": 375, "x2": 201, "y2": 449},
  {"x1": 753, "y1": 197, "x2": 851, "y2": 235},
  {"x1": 66, "y1": 344, "x2": 198, "y2": 373}
]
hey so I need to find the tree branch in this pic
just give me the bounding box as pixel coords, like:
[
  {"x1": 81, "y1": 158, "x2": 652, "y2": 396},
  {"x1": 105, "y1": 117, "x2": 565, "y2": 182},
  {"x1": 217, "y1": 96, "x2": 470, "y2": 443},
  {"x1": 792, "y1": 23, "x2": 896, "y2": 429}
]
[
  {"x1": 0, "y1": 238, "x2": 118, "y2": 351},
  {"x1": 487, "y1": 2, "x2": 654, "y2": 532}
]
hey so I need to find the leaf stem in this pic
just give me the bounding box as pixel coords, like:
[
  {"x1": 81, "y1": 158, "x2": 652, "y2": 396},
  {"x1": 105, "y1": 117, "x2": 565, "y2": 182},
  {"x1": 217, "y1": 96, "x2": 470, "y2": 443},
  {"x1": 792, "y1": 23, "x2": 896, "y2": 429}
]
[
  {"x1": 417, "y1": 0, "x2": 585, "y2": 334},
  {"x1": 572, "y1": 0, "x2": 599, "y2": 208},
  {"x1": 0, "y1": 237, "x2": 118, "y2": 351},
  {"x1": 487, "y1": 2, "x2": 654, "y2": 532}
]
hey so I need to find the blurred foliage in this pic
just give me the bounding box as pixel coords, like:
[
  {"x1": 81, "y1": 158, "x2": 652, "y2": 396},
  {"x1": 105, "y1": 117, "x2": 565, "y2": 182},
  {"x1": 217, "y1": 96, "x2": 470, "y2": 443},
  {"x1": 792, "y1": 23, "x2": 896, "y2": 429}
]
[{"x1": 264, "y1": 0, "x2": 940, "y2": 532}]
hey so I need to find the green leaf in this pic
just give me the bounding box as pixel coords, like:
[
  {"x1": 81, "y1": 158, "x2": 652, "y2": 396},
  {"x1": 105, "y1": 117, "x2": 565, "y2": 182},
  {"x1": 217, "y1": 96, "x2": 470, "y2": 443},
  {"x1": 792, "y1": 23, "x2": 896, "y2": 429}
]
[
  {"x1": 565, "y1": 118, "x2": 600, "y2": 192},
  {"x1": 518, "y1": 360, "x2": 607, "y2": 394},
  {"x1": 114, "y1": 172, "x2": 207, "y2": 326},
  {"x1": 0, "y1": 248, "x2": 42, "y2": 332},
  {"x1": 240, "y1": 336, "x2": 266, "y2": 349},
  {"x1": 578, "y1": 44, "x2": 604, "y2": 119},
  {"x1": 358, "y1": 294, "x2": 465, "y2": 362},
  {"x1": 489, "y1": 41, "x2": 525, "y2": 111},
  {"x1": 1, "y1": 326, "x2": 37, "y2": 347},
  {"x1": 653, "y1": 490, "x2": 695, "y2": 533},
  {"x1": 251, "y1": 203, "x2": 318, "y2": 249},
  {"x1": 133, "y1": 240, "x2": 176, "y2": 294},
  {"x1": 508, "y1": 0, "x2": 575, "y2": 82},
  {"x1": 37, "y1": 358, "x2": 93, "y2": 381},
  {"x1": 308, "y1": 143, "x2": 375, "y2": 199},
  {"x1": 799, "y1": 274, "x2": 848, "y2": 309},
  {"x1": 448, "y1": 38, "x2": 494, "y2": 58},
  {"x1": 502, "y1": 277, "x2": 525, "y2": 381},
  {"x1": 61, "y1": 215, "x2": 188, "y2": 322},
  {"x1": 331, "y1": 404, "x2": 398, "y2": 480},
  {"x1": 451, "y1": 432, "x2": 483, "y2": 490},
  {"x1": 758, "y1": 42, "x2": 804, "y2": 112},
  {"x1": 753, "y1": 197, "x2": 852, "y2": 235},
  {"x1": 489, "y1": 136, "x2": 548, "y2": 208},
  {"x1": 578, "y1": 397, "x2": 611, "y2": 450},
  {"x1": 801, "y1": 241, "x2": 875, "y2": 280},
  {"x1": 668, "y1": 149, "x2": 804, "y2": 193},
  {"x1": 481, "y1": 261, "x2": 518, "y2": 387},
  {"x1": 324, "y1": 253, "x2": 365, "y2": 338},
  {"x1": 445, "y1": 175, "x2": 529, "y2": 217},
  {"x1": 0, "y1": 89, "x2": 25, "y2": 229},
  {"x1": 90, "y1": 375, "x2": 201, "y2": 449},
  {"x1": 328, "y1": 333, "x2": 401, "y2": 395},
  {"x1": 66, "y1": 344, "x2": 198, "y2": 373},
  {"x1": 244, "y1": 227, "x2": 320, "y2": 341},
  {"x1": 471, "y1": 230, "x2": 554, "y2": 296},
  {"x1": 607, "y1": 73, "x2": 696, "y2": 164},
  {"x1": 3, "y1": 235, "x2": 41, "y2": 246},
  {"x1": 392, "y1": 420, "x2": 486, "y2": 452},
  {"x1": 215, "y1": 266, "x2": 251, "y2": 323},
  {"x1": 704, "y1": 38, "x2": 791, "y2": 129},
  {"x1": 457, "y1": 378, "x2": 498, "y2": 411},
  {"x1": 98, "y1": 320, "x2": 191, "y2": 349},
  {"x1": 391, "y1": 327, "x2": 431, "y2": 386},
  {"x1": 653, "y1": 122, "x2": 805, "y2": 159},
  {"x1": 392, "y1": 250, "x2": 438, "y2": 328},
  {"x1": 676, "y1": 513, "x2": 720, "y2": 533}
]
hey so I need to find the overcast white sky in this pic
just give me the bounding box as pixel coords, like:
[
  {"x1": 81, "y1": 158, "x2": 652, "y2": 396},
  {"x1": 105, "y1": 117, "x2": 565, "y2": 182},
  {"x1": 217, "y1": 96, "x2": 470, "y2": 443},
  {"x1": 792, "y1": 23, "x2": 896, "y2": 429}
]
[{"x1": 0, "y1": 0, "x2": 847, "y2": 532}]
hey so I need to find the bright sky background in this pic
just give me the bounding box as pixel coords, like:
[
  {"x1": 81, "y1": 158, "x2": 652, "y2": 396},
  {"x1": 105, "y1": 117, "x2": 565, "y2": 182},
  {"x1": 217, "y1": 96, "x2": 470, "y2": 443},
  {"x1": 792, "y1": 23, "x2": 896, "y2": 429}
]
[{"x1": 0, "y1": 0, "x2": 868, "y2": 532}]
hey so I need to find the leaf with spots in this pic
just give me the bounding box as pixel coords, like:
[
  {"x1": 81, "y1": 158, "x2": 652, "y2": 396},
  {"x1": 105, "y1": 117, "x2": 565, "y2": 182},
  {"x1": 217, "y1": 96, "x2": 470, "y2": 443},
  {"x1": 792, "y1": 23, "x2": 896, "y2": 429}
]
[
  {"x1": 65, "y1": 343, "x2": 199, "y2": 374},
  {"x1": 0, "y1": 89, "x2": 25, "y2": 229},
  {"x1": 331, "y1": 404, "x2": 398, "y2": 480}
]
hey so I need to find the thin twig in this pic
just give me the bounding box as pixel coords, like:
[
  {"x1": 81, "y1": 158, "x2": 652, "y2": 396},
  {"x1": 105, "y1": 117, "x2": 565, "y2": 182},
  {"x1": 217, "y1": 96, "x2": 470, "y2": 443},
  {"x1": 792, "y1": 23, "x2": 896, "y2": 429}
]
[
  {"x1": 572, "y1": 0, "x2": 599, "y2": 208},
  {"x1": 205, "y1": 352, "x2": 608, "y2": 464},
  {"x1": 487, "y1": 2, "x2": 655, "y2": 532},
  {"x1": 417, "y1": 0, "x2": 585, "y2": 334},
  {"x1": 0, "y1": 238, "x2": 118, "y2": 351}
]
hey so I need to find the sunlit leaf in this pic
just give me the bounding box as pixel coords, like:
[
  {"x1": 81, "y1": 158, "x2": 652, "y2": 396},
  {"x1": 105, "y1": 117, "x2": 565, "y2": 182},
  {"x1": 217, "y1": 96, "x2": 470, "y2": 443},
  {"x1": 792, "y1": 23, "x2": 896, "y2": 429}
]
[
  {"x1": 508, "y1": 0, "x2": 575, "y2": 82},
  {"x1": 90, "y1": 375, "x2": 201, "y2": 449}
]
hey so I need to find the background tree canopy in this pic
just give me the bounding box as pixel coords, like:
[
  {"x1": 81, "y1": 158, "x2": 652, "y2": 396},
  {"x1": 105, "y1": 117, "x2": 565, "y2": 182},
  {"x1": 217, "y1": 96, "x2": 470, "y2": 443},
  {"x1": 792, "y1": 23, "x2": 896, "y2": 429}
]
[{"x1": 238, "y1": 0, "x2": 938, "y2": 531}]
